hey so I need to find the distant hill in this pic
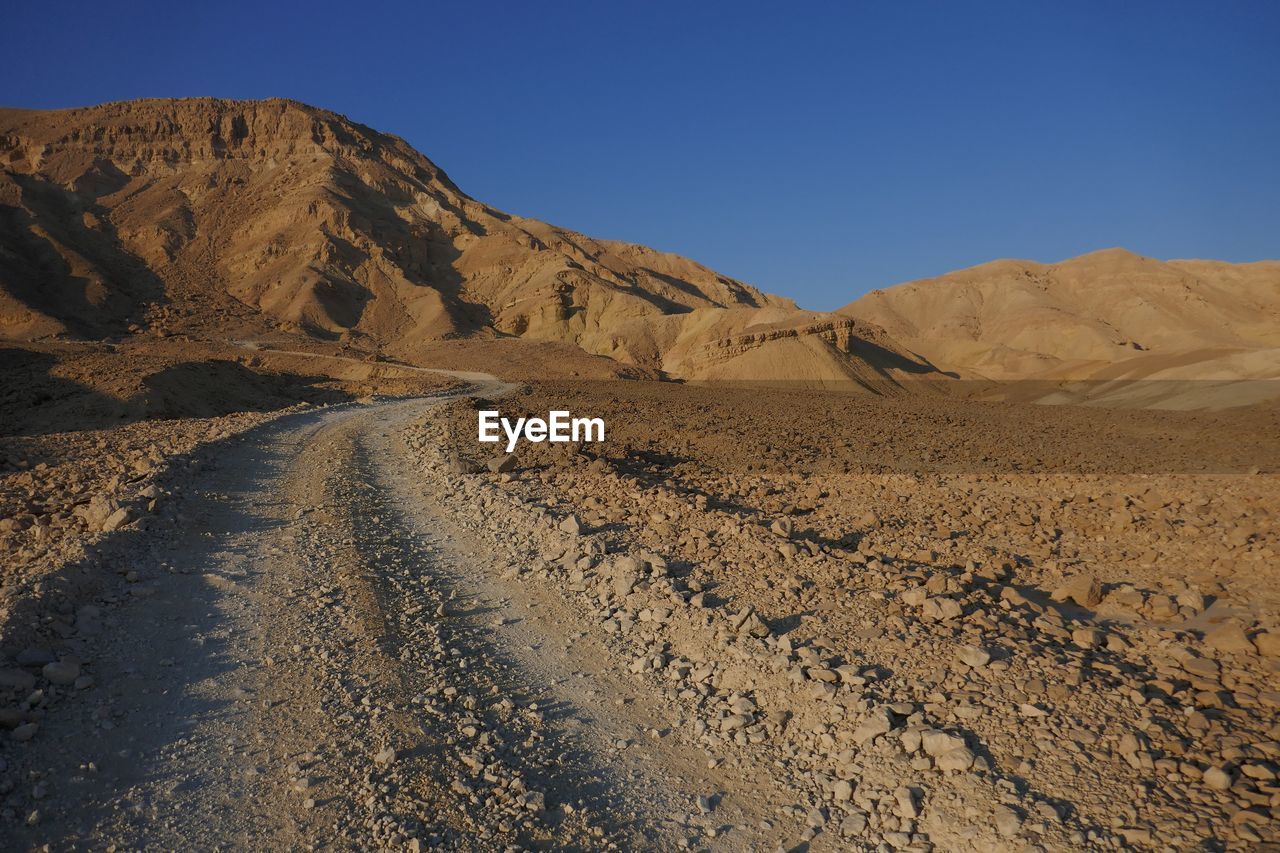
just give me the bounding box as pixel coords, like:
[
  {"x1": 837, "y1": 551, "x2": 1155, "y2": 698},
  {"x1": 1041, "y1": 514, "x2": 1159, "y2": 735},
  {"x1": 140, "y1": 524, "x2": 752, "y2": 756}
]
[{"x1": 840, "y1": 248, "x2": 1280, "y2": 407}]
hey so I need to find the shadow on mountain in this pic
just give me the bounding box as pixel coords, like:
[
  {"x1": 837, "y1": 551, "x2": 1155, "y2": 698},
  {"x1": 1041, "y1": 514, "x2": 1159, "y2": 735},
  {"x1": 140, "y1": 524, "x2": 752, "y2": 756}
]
[
  {"x1": 0, "y1": 349, "x2": 357, "y2": 437},
  {"x1": 0, "y1": 173, "x2": 169, "y2": 338}
]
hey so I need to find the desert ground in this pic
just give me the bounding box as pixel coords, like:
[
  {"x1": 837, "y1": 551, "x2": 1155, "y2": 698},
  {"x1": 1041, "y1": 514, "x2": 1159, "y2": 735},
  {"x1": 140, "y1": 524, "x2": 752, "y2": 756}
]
[
  {"x1": 1, "y1": 98, "x2": 1278, "y2": 850},
  {"x1": 2, "y1": 346, "x2": 1277, "y2": 850}
]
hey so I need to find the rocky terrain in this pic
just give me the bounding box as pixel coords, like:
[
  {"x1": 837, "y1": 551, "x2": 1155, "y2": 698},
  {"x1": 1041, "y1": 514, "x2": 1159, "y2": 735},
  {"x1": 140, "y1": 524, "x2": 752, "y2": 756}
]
[
  {"x1": 421, "y1": 382, "x2": 1280, "y2": 849},
  {"x1": 1, "y1": 96, "x2": 1278, "y2": 851},
  {"x1": 1, "y1": 365, "x2": 1276, "y2": 850}
]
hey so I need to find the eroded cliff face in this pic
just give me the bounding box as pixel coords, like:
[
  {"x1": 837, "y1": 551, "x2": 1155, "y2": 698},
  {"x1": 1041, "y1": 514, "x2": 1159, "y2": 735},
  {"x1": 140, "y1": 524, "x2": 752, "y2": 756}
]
[{"x1": 3, "y1": 98, "x2": 855, "y2": 372}]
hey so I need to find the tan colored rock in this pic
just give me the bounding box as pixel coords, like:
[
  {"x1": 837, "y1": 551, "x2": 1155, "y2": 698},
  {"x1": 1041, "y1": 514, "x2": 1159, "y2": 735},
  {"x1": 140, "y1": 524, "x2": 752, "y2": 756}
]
[
  {"x1": 1051, "y1": 574, "x2": 1103, "y2": 608},
  {"x1": 1204, "y1": 622, "x2": 1255, "y2": 655}
]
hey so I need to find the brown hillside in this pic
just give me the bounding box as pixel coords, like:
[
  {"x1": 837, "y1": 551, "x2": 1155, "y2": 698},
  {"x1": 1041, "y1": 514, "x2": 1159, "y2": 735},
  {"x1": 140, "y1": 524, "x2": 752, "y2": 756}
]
[
  {"x1": 840, "y1": 248, "x2": 1280, "y2": 406},
  {"x1": 0, "y1": 98, "x2": 925, "y2": 386}
]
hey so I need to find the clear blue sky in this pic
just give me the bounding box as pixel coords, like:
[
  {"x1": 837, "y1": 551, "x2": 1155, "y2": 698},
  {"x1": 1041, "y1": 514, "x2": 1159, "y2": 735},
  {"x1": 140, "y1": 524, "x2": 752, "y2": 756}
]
[{"x1": 4, "y1": 1, "x2": 1278, "y2": 310}]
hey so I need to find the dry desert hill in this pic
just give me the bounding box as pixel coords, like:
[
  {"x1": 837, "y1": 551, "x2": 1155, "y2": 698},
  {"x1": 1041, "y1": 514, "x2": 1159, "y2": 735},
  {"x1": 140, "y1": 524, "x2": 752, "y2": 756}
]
[
  {"x1": 3, "y1": 97, "x2": 1278, "y2": 408},
  {"x1": 842, "y1": 249, "x2": 1280, "y2": 408},
  {"x1": 0, "y1": 97, "x2": 934, "y2": 394}
]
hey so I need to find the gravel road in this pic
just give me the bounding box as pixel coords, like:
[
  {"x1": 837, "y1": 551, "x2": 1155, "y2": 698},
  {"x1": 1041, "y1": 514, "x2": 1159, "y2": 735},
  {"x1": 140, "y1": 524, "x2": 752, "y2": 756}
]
[{"x1": 7, "y1": 377, "x2": 793, "y2": 851}]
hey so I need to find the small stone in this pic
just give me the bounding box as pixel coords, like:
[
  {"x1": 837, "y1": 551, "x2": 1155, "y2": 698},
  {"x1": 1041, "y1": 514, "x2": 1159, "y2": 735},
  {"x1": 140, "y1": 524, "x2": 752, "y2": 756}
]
[
  {"x1": 955, "y1": 645, "x2": 991, "y2": 668},
  {"x1": 1182, "y1": 657, "x2": 1219, "y2": 679},
  {"x1": 559, "y1": 514, "x2": 583, "y2": 536},
  {"x1": 853, "y1": 707, "x2": 896, "y2": 744},
  {"x1": 11, "y1": 722, "x2": 38, "y2": 742},
  {"x1": 1071, "y1": 627, "x2": 1104, "y2": 649},
  {"x1": 922, "y1": 596, "x2": 962, "y2": 621},
  {"x1": 487, "y1": 453, "x2": 518, "y2": 474},
  {"x1": 894, "y1": 786, "x2": 918, "y2": 819},
  {"x1": 42, "y1": 660, "x2": 81, "y2": 687},
  {"x1": 921, "y1": 730, "x2": 965, "y2": 757},
  {"x1": 935, "y1": 747, "x2": 976, "y2": 772},
  {"x1": 1051, "y1": 574, "x2": 1103, "y2": 608},
  {"x1": 994, "y1": 805, "x2": 1022, "y2": 837},
  {"x1": 1204, "y1": 622, "x2": 1255, "y2": 655},
  {"x1": 839, "y1": 810, "x2": 868, "y2": 837},
  {"x1": 101, "y1": 506, "x2": 133, "y2": 532},
  {"x1": 1203, "y1": 766, "x2": 1233, "y2": 791}
]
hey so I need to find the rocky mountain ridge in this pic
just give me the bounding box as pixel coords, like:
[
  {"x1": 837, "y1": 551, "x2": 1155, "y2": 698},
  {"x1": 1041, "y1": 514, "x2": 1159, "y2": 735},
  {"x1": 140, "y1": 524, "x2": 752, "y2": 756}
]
[{"x1": 1, "y1": 98, "x2": 914, "y2": 386}]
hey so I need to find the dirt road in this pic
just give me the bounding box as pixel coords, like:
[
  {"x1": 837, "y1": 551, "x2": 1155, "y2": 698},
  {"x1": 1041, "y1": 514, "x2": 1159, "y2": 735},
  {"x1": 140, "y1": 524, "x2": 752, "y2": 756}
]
[{"x1": 7, "y1": 379, "x2": 798, "y2": 851}]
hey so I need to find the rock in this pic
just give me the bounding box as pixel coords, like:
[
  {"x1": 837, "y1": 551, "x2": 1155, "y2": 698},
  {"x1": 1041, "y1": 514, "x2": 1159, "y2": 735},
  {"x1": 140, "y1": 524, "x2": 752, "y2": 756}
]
[
  {"x1": 1117, "y1": 731, "x2": 1146, "y2": 755},
  {"x1": 1146, "y1": 594, "x2": 1178, "y2": 620},
  {"x1": 770, "y1": 518, "x2": 794, "y2": 539},
  {"x1": 1203, "y1": 622, "x2": 1255, "y2": 655},
  {"x1": 901, "y1": 587, "x2": 929, "y2": 607},
  {"x1": 613, "y1": 571, "x2": 638, "y2": 597},
  {"x1": 101, "y1": 506, "x2": 133, "y2": 532},
  {"x1": 922, "y1": 596, "x2": 962, "y2": 621},
  {"x1": 1106, "y1": 585, "x2": 1145, "y2": 611},
  {"x1": 1071, "y1": 627, "x2": 1104, "y2": 648},
  {"x1": 1252, "y1": 630, "x2": 1280, "y2": 657},
  {"x1": 1182, "y1": 657, "x2": 1219, "y2": 679},
  {"x1": 1117, "y1": 827, "x2": 1153, "y2": 846},
  {"x1": 559, "y1": 514, "x2": 583, "y2": 535},
  {"x1": 373, "y1": 746, "x2": 396, "y2": 766},
  {"x1": 807, "y1": 667, "x2": 839, "y2": 683},
  {"x1": 921, "y1": 730, "x2": 965, "y2": 757},
  {"x1": 487, "y1": 453, "x2": 518, "y2": 474},
  {"x1": 11, "y1": 722, "x2": 38, "y2": 742},
  {"x1": 839, "y1": 810, "x2": 868, "y2": 837},
  {"x1": 80, "y1": 494, "x2": 119, "y2": 529},
  {"x1": 41, "y1": 660, "x2": 80, "y2": 686},
  {"x1": 1051, "y1": 574, "x2": 1103, "y2": 608},
  {"x1": 445, "y1": 453, "x2": 481, "y2": 474},
  {"x1": 1203, "y1": 766, "x2": 1233, "y2": 791},
  {"x1": 1176, "y1": 590, "x2": 1206, "y2": 613},
  {"x1": 730, "y1": 609, "x2": 770, "y2": 638},
  {"x1": 955, "y1": 645, "x2": 991, "y2": 667},
  {"x1": 833, "y1": 779, "x2": 854, "y2": 802},
  {"x1": 853, "y1": 706, "x2": 896, "y2": 744},
  {"x1": 994, "y1": 805, "x2": 1022, "y2": 837},
  {"x1": 894, "y1": 786, "x2": 918, "y2": 819},
  {"x1": 935, "y1": 746, "x2": 976, "y2": 772}
]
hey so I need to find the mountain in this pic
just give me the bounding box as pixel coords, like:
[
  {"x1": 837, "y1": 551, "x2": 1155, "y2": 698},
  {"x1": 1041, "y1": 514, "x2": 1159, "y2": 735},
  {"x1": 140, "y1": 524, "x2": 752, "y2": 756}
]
[
  {"x1": 0, "y1": 97, "x2": 931, "y2": 386},
  {"x1": 840, "y1": 248, "x2": 1280, "y2": 406}
]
